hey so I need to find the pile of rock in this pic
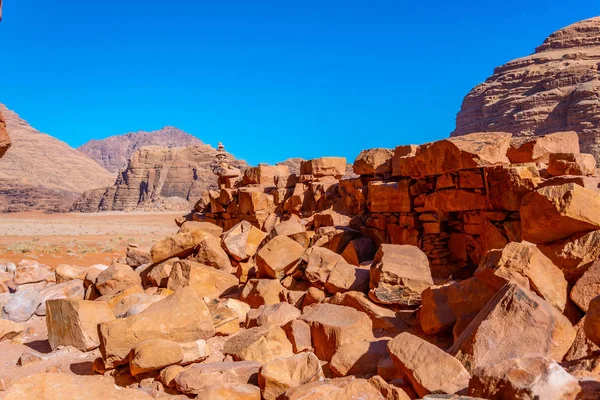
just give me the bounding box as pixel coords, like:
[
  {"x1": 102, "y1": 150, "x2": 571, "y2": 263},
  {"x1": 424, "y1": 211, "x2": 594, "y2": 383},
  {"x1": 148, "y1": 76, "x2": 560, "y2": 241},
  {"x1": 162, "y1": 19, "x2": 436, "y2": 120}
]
[{"x1": 2, "y1": 131, "x2": 600, "y2": 399}]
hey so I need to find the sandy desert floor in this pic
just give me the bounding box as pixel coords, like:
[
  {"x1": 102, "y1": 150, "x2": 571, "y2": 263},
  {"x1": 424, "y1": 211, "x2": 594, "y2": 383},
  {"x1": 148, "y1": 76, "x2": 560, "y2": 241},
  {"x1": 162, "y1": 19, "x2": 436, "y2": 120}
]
[{"x1": 0, "y1": 211, "x2": 182, "y2": 267}]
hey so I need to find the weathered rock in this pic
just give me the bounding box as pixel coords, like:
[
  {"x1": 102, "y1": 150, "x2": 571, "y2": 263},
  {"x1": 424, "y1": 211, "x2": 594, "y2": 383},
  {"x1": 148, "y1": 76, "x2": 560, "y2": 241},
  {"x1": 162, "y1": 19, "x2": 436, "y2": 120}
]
[
  {"x1": 167, "y1": 260, "x2": 238, "y2": 300},
  {"x1": 258, "y1": 352, "x2": 324, "y2": 399},
  {"x1": 223, "y1": 325, "x2": 294, "y2": 363},
  {"x1": 146, "y1": 257, "x2": 178, "y2": 288},
  {"x1": 301, "y1": 157, "x2": 347, "y2": 178},
  {"x1": 330, "y1": 338, "x2": 389, "y2": 377},
  {"x1": 0, "y1": 319, "x2": 24, "y2": 341},
  {"x1": 548, "y1": 153, "x2": 596, "y2": 177},
  {"x1": 565, "y1": 317, "x2": 600, "y2": 361},
  {"x1": 222, "y1": 221, "x2": 267, "y2": 261},
  {"x1": 353, "y1": 148, "x2": 394, "y2": 175},
  {"x1": 584, "y1": 295, "x2": 600, "y2": 347},
  {"x1": 178, "y1": 220, "x2": 223, "y2": 237},
  {"x1": 538, "y1": 230, "x2": 600, "y2": 282},
  {"x1": 46, "y1": 299, "x2": 115, "y2": 351},
  {"x1": 55, "y1": 264, "x2": 88, "y2": 283},
  {"x1": 520, "y1": 183, "x2": 600, "y2": 243},
  {"x1": 129, "y1": 338, "x2": 208, "y2": 375},
  {"x1": 256, "y1": 235, "x2": 305, "y2": 279},
  {"x1": 486, "y1": 164, "x2": 540, "y2": 211},
  {"x1": 0, "y1": 108, "x2": 11, "y2": 158},
  {"x1": 300, "y1": 303, "x2": 374, "y2": 361},
  {"x1": 469, "y1": 357, "x2": 581, "y2": 400},
  {"x1": 2, "y1": 373, "x2": 153, "y2": 400},
  {"x1": 193, "y1": 235, "x2": 233, "y2": 271},
  {"x1": 423, "y1": 189, "x2": 487, "y2": 212},
  {"x1": 369, "y1": 244, "x2": 433, "y2": 306},
  {"x1": 174, "y1": 361, "x2": 261, "y2": 395},
  {"x1": 420, "y1": 278, "x2": 495, "y2": 335},
  {"x1": 325, "y1": 262, "x2": 370, "y2": 295},
  {"x1": 95, "y1": 263, "x2": 141, "y2": 296},
  {"x1": 409, "y1": 132, "x2": 511, "y2": 177},
  {"x1": 98, "y1": 287, "x2": 215, "y2": 368},
  {"x1": 240, "y1": 278, "x2": 285, "y2": 308},
  {"x1": 150, "y1": 229, "x2": 209, "y2": 263},
  {"x1": 283, "y1": 319, "x2": 313, "y2": 353},
  {"x1": 341, "y1": 238, "x2": 376, "y2": 266},
  {"x1": 246, "y1": 302, "x2": 301, "y2": 328},
  {"x1": 475, "y1": 241, "x2": 568, "y2": 311},
  {"x1": 571, "y1": 259, "x2": 600, "y2": 312},
  {"x1": 391, "y1": 145, "x2": 418, "y2": 177},
  {"x1": 243, "y1": 164, "x2": 290, "y2": 186},
  {"x1": 14, "y1": 261, "x2": 50, "y2": 285},
  {"x1": 200, "y1": 383, "x2": 261, "y2": 400},
  {"x1": 450, "y1": 283, "x2": 576, "y2": 372},
  {"x1": 1, "y1": 290, "x2": 41, "y2": 322},
  {"x1": 368, "y1": 375, "x2": 412, "y2": 400},
  {"x1": 387, "y1": 332, "x2": 471, "y2": 397},
  {"x1": 507, "y1": 131, "x2": 581, "y2": 163},
  {"x1": 367, "y1": 181, "x2": 411, "y2": 213},
  {"x1": 304, "y1": 246, "x2": 345, "y2": 289}
]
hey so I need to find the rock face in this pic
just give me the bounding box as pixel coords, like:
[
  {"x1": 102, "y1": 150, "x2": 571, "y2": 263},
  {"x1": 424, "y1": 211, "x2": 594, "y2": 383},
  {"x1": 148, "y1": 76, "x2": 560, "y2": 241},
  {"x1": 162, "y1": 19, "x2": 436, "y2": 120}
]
[
  {"x1": 72, "y1": 144, "x2": 247, "y2": 212},
  {"x1": 0, "y1": 108, "x2": 10, "y2": 158},
  {"x1": 452, "y1": 17, "x2": 600, "y2": 163},
  {"x1": 78, "y1": 126, "x2": 204, "y2": 173},
  {"x1": 0, "y1": 104, "x2": 115, "y2": 212}
]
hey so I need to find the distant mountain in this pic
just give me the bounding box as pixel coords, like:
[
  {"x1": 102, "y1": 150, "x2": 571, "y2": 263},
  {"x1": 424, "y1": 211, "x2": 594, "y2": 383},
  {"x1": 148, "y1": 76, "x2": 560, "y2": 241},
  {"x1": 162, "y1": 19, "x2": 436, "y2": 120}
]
[
  {"x1": 78, "y1": 126, "x2": 203, "y2": 173},
  {"x1": 0, "y1": 104, "x2": 115, "y2": 212}
]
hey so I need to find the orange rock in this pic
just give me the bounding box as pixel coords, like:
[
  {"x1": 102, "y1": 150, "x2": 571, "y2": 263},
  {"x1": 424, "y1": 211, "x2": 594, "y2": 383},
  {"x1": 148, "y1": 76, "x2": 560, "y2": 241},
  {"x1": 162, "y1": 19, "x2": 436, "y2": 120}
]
[
  {"x1": 341, "y1": 238, "x2": 376, "y2": 266},
  {"x1": 324, "y1": 262, "x2": 370, "y2": 295},
  {"x1": 95, "y1": 263, "x2": 141, "y2": 296},
  {"x1": 98, "y1": 287, "x2": 215, "y2": 368},
  {"x1": 486, "y1": 165, "x2": 540, "y2": 211},
  {"x1": 571, "y1": 260, "x2": 600, "y2": 312},
  {"x1": 0, "y1": 320, "x2": 24, "y2": 341},
  {"x1": 282, "y1": 319, "x2": 313, "y2": 353},
  {"x1": 243, "y1": 165, "x2": 290, "y2": 187},
  {"x1": 353, "y1": 148, "x2": 394, "y2": 175},
  {"x1": 584, "y1": 295, "x2": 600, "y2": 347},
  {"x1": 222, "y1": 220, "x2": 267, "y2": 261},
  {"x1": 391, "y1": 144, "x2": 419, "y2": 177},
  {"x1": 238, "y1": 187, "x2": 276, "y2": 216},
  {"x1": 450, "y1": 283, "x2": 576, "y2": 372},
  {"x1": 538, "y1": 230, "x2": 600, "y2": 283},
  {"x1": 173, "y1": 361, "x2": 261, "y2": 395},
  {"x1": 240, "y1": 278, "x2": 285, "y2": 308},
  {"x1": 200, "y1": 383, "x2": 261, "y2": 400},
  {"x1": 369, "y1": 244, "x2": 433, "y2": 306},
  {"x1": 330, "y1": 338, "x2": 389, "y2": 377},
  {"x1": 300, "y1": 303, "x2": 374, "y2": 361},
  {"x1": 387, "y1": 332, "x2": 471, "y2": 397},
  {"x1": 150, "y1": 229, "x2": 209, "y2": 263},
  {"x1": 223, "y1": 325, "x2": 293, "y2": 363},
  {"x1": 178, "y1": 220, "x2": 223, "y2": 237},
  {"x1": 411, "y1": 132, "x2": 511, "y2": 177},
  {"x1": 420, "y1": 278, "x2": 495, "y2": 335},
  {"x1": 46, "y1": 299, "x2": 115, "y2": 351},
  {"x1": 367, "y1": 180, "x2": 411, "y2": 213},
  {"x1": 167, "y1": 260, "x2": 238, "y2": 300},
  {"x1": 194, "y1": 235, "x2": 233, "y2": 272},
  {"x1": 423, "y1": 189, "x2": 487, "y2": 212},
  {"x1": 468, "y1": 356, "x2": 580, "y2": 400},
  {"x1": 256, "y1": 236, "x2": 306, "y2": 279},
  {"x1": 300, "y1": 157, "x2": 347, "y2": 178},
  {"x1": 507, "y1": 131, "x2": 580, "y2": 163},
  {"x1": 258, "y1": 352, "x2": 324, "y2": 400},
  {"x1": 475, "y1": 241, "x2": 568, "y2": 311},
  {"x1": 548, "y1": 153, "x2": 596, "y2": 176},
  {"x1": 565, "y1": 317, "x2": 599, "y2": 361},
  {"x1": 521, "y1": 183, "x2": 600, "y2": 243},
  {"x1": 246, "y1": 302, "x2": 300, "y2": 328}
]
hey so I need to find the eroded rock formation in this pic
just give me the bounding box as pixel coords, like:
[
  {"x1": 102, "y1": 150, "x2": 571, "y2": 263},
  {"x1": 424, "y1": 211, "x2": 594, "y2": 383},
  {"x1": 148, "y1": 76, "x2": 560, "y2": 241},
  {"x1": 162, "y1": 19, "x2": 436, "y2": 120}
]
[
  {"x1": 79, "y1": 127, "x2": 204, "y2": 173},
  {"x1": 72, "y1": 145, "x2": 247, "y2": 212},
  {"x1": 453, "y1": 17, "x2": 600, "y2": 163}
]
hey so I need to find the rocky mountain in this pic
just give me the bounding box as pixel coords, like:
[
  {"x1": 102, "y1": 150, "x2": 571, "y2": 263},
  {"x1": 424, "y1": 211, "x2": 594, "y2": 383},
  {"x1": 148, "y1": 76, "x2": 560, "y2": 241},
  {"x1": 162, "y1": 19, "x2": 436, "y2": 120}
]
[
  {"x1": 452, "y1": 17, "x2": 600, "y2": 162},
  {"x1": 72, "y1": 144, "x2": 247, "y2": 212},
  {"x1": 78, "y1": 127, "x2": 203, "y2": 173},
  {"x1": 0, "y1": 104, "x2": 115, "y2": 212},
  {"x1": 0, "y1": 108, "x2": 10, "y2": 158}
]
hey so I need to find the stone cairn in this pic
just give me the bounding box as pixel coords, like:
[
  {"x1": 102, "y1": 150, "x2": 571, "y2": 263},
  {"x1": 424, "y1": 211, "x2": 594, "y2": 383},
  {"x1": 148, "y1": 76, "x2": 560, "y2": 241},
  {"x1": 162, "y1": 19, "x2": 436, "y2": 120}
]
[{"x1": 2, "y1": 130, "x2": 600, "y2": 399}]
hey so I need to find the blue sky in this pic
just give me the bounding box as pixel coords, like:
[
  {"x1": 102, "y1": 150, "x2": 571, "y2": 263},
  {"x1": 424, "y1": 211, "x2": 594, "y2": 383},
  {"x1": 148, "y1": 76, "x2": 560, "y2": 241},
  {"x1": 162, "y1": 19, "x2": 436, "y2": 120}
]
[{"x1": 1, "y1": 1, "x2": 598, "y2": 165}]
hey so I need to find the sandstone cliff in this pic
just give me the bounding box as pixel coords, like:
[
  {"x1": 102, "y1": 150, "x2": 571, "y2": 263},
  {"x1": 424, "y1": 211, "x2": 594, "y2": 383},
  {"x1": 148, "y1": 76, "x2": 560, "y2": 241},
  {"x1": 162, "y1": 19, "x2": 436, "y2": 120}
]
[
  {"x1": 72, "y1": 144, "x2": 247, "y2": 212},
  {"x1": 453, "y1": 17, "x2": 600, "y2": 162},
  {"x1": 0, "y1": 104, "x2": 115, "y2": 212},
  {"x1": 79, "y1": 126, "x2": 203, "y2": 173},
  {"x1": 0, "y1": 108, "x2": 10, "y2": 158}
]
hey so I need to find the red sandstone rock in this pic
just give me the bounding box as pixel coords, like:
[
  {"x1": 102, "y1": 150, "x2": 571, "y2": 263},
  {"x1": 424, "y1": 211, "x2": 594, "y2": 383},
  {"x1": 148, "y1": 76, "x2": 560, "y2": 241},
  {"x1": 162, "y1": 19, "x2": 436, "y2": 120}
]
[
  {"x1": 520, "y1": 183, "x2": 600, "y2": 243},
  {"x1": 507, "y1": 131, "x2": 581, "y2": 163},
  {"x1": 367, "y1": 180, "x2": 411, "y2": 213},
  {"x1": 256, "y1": 235, "x2": 305, "y2": 279},
  {"x1": 571, "y1": 259, "x2": 600, "y2": 312},
  {"x1": 353, "y1": 148, "x2": 394, "y2": 175},
  {"x1": 548, "y1": 153, "x2": 596, "y2": 176}
]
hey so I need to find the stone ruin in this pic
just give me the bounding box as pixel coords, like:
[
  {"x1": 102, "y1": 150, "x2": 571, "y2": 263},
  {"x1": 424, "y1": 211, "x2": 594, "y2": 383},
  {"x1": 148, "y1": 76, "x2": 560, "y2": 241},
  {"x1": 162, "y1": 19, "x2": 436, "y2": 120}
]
[{"x1": 2, "y1": 130, "x2": 600, "y2": 399}]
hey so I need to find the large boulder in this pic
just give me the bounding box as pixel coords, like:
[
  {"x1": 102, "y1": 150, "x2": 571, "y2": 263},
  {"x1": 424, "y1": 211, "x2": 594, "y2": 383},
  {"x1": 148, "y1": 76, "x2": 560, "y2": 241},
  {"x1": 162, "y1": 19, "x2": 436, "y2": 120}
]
[
  {"x1": 1, "y1": 290, "x2": 42, "y2": 323},
  {"x1": 167, "y1": 260, "x2": 238, "y2": 300},
  {"x1": 150, "y1": 230, "x2": 209, "y2": 263},
  {"x1": 584, "y1": 295, "x2": 600, "y2": 347},
  {"x1": 547, "y1": 152, "x2": 596, "y2": 176},
  {"x1": 95, "y1": 263, "x2": 141, "y2": 296},
  {"x1": 46, "y1": 299, "x2": 115, "y2": 351},
  {"x1": 367, "y1": 181, "x2": 411, "y2": 213},
  {"x1": 420, "y1": 277, "x2": 495, "y2": 335},
  {"x1": 387, "y1": 332, "x2": 471, "y2": 397},
  {"x1": 256, "y1": 235, "x2": 305, "y2": 279},
  {"x1": 223, "y1": 325, "x2": 294, "y2": 363},
  {"x1": 353, "y1": 148, "x2": 393, "y2": 175},
  {"x1": 369, "y1": 244, "x2": 433, "y2": 306},
  {"x1": 450, "y1": 283, "x2": 576, "y2": 372},
  {"x1": 98, "y1": 287, "x2": 215, "y2": 368},
  {"x1": 329, "y1": 338, "x2": 389, "y2": 377},
  {"x1": 538, "y1": 230, "x2": 600, "y2": 282},
  {"x1": 507, "y1": 131, "x2": 580, "y2": 163},
  {"x1": 469, "y1": 356, "x2": 581, "y2": 400},
  {"x1": 300, "y1": 157, "x2": 347, "y2": 178},
  {"x1": 300, "y1": 303, "x2": 374, "y2": 361},
  {"x1": 222, "y1": 221, "x2": 267, "y2": 261},
  {"x1": 258, "y1": 352, "x2": 324, "y2": 400},
  {"x1": 406, "y1": 132, "x2": 511, "y2": 178},
  {"x1": 571, "y1": 259, "x2": 600, "y2": 312},
  {"x1": 520, "y1": 183, "x2": 600, "y2": 243},
  {"x1": 173, "y1": 361, "x2": 261, "y2": 395},
  {"x1": 129, "y1": 338, "x2": 208, "y2": 375},
  {"x1": 475, "y1": 241, "x2": 568, "y2": 311},
  {"x1": 2, "y1": 373, "x2": 152, "y2": 400}
]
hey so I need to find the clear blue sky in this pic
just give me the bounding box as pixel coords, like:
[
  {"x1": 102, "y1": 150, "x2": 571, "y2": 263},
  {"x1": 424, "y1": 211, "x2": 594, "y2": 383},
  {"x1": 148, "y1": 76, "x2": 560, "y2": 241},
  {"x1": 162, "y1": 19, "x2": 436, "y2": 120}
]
[{"x1": 1, "y1": 1, "x2": 598, "y2": 165}]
